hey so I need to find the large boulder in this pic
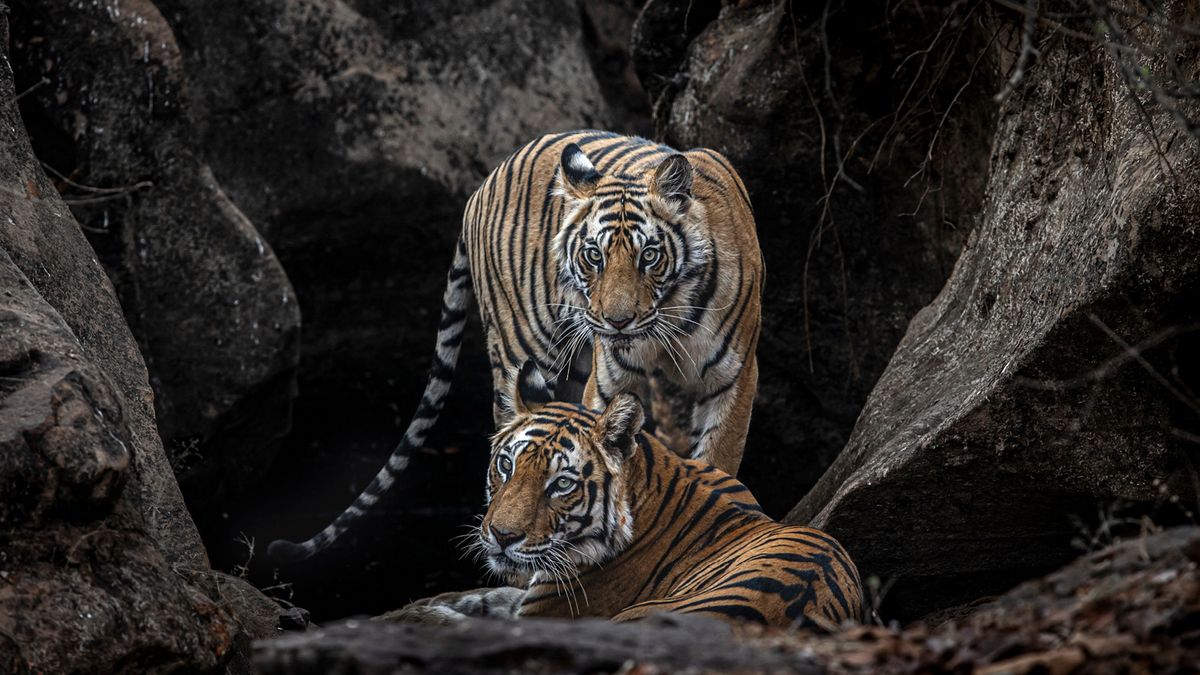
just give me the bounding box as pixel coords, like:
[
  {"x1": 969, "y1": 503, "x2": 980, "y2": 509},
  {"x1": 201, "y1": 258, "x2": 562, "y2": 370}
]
[
  {"x1": 633, "y1": 1, "x2": 998, "y2": 513},
  {"x1": 0, "y1": 13, "x2": 276, "y2": 670},
  {"x1": 789, "y1": 0, "x2": 1200, "y2": 620},
  {"x1": 8, "y1": 0, "x2": 302, "y2": 513}
]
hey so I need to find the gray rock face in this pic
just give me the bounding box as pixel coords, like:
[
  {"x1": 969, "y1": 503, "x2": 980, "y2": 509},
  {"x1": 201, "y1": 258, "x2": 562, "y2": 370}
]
[
  {"x1": 1, "y1": 16, "x2": 202, "y2": 574},
  {"x1": 633, "y1": 1, "x2": 998, "y2": 513},
  {"x1": 788, "y1": 2, "x2": 1200, "y2": 619},
  {"x1": 0, "y1": 254, "x2": 131, "y2": 530},
  {"x1": 0, "y1": 13, "x2": 276, "y2": 670},
  {"x1": 8, "y1": 0, "x2": 301, "y2": 511}
]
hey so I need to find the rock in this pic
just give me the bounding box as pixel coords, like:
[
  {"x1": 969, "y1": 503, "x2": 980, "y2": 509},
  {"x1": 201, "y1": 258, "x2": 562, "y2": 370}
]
[
  {"x1": 278, "y1": 606, "x2": 313, "y2": 632},
  {"x1": 788, "y1": 1, "x2": 1200, "y2": 620},
  {"x1": 802, "y1": 527, "x2": 1200, "y2": 673},
  {"x1": 0, "y1": 209, "x2": 236, "y2": 673},
  {"x1": 936, "y1": 527, "x2": 1200, "y2": 673},
  {"x1": 8, "y1": 0, "x2": 301, "y2": 512},
  {"x1": 254, "y1": 614, "x2": 822, "y2": 674},
  {"x1": 581, "y1": 0, "x2": 654, "y2": 137},
  {"x1": 1, "y1": 9, "x2": 201, "y2": 577},
  {"x1": 0, "y1": 13, "x2": 276, "y2": 670},
  {"x1": 633, "y1": 1, "x2": 998, "y2": 513},
  {"x1": 0, "y1": 253, "x2": 132, "y2": 531}
]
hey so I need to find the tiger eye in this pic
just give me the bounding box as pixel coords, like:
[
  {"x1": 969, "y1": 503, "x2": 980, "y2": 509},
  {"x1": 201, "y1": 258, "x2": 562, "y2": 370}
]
[{"x1": 554, "y1": 476, "x2": 576, "y2": 492}]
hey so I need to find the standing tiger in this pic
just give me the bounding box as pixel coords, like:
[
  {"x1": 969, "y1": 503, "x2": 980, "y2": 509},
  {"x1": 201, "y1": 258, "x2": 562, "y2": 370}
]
[
  {"x1": 396, "y1": 364, "x2": 861, "y2": 628},
  {"x1": 269, "y1": 131, "x2": 763, "y2": 563}
]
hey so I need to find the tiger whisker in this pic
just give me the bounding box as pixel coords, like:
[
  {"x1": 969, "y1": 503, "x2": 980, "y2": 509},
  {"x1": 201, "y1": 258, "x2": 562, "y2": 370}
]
[
  {"x1": 664, "y1": 326, "x2": 699, "y2": 377},
  {"x1": 552, "y1": 318, "x2": 591, "y2": 379},
  {"x1": 548, "y1": 547, "x2": 584, "y2": 615},
  {"x1": 548, "y1": 320, "x2": 587, "y2": 371},
  {"x1": 656, "y1": 300, "x2": 734, "y2": 313},
  {"x1": 567, "y1": 545, "x2": 601, "y2": 569},
  {"x1": 652, "y1": 325, "x2": 685, "y2": 376},
  {"x1": 542, "y1": 552, "x2": 577, "y2": 618},
  {"x1": 657, "y1": 311, "x2": 716, "y2": 336},
  {"x1": 564, "y1": 540, "x2": 605, "y2": 571},
  {"x1": 549, "y1": 322, "x2": 586, "y2": 376},
  {"x1": 557, "y1": 542, "x2": 591, "y2": 608},
  {"x1": 558, "y1": 554, "x2": 587, "y2": 611},
  {"x1": 656, "y1": 316, "x2": 692, "y2": 339}
]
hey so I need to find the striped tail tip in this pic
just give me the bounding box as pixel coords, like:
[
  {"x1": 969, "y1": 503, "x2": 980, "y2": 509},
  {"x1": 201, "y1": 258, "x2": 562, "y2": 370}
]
[{"x1": 267, "y1": 538, "x2": 314, "y2": 564}]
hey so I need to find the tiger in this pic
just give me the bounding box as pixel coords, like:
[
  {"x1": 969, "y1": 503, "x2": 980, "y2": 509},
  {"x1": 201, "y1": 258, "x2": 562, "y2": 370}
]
[
  {"x1": 269, "y1": 131, "x2": 763, "y2": 563},
  {"x1": 390, "y1": 363, "x2": 862, "y2": 629}
]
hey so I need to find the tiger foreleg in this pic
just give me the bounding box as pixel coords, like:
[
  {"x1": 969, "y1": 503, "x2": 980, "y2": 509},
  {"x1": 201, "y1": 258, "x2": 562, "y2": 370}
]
[
  {"x1": 379, "y1": 586, "x2": 527, "y2": 625},
  {"x1": 649, "y1": 374, "x2": 691, "y2": 457},
  {"x1": 689, "y1": 355, "x2": 757, "y2": 476}
]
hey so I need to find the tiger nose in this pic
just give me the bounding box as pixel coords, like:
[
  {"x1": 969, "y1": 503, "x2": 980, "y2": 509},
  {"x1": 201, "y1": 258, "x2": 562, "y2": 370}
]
[
  {"x1": 490, "y1": 525, "x2": 524, "y2": 548},
  {"x1": 605, "y1": 312, "x2": 635, "y2": 329}
]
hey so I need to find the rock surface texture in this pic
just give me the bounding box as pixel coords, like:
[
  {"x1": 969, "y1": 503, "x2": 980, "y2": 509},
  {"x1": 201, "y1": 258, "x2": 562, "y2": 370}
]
[
  {"x1": 0, "y1": 13, "x2": 276, "y2": 672},
  {"x1": 8, "y1": 0, "x2": 301, "y2": 512},
  {"x1": 789, "y1": 0, "x2": 1200, "y2": 619},
  {"x1": 633, "y1": 1, "x2": 998, "y2": 513},
  {"x1": 255, "y1": 528, "x2": 1200, "y2": 674},
  {"x1": 257, "y1": 614, "x2": 821, "y2": 675}
]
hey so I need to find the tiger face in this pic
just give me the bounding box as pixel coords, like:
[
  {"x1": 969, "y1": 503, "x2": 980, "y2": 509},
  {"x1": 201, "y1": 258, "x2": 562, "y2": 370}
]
[
  {"x1": 476, "y1": 363, "x2": 643, "y2": 582},
  {"x1": 552, "y1": 143, "x2": 712, "y2": 346}
]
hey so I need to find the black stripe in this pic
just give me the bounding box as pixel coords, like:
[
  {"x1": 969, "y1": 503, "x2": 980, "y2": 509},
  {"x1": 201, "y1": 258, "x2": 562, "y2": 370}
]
[
  {"x1": 690, "y1": 604, "x2": 767, "y2": 624},
  {"x1": 596, "y1": 137, "x2": 653, "y2": 171}
]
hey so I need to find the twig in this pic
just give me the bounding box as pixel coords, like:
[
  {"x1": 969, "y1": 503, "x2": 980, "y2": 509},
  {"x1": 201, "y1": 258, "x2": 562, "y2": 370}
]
[
  {"x1": 1014, "y1": 322, "x2": 1200, "y2": 405},
  {"x1": 40, "y1": 161, "x2": 154, "y2": 196},
  {"x1": 994, "y1": 0, "x2": 1040, "y2": 101},
  {"x1": 15, "y1": 76, "x2": 49, "y2": 101}
]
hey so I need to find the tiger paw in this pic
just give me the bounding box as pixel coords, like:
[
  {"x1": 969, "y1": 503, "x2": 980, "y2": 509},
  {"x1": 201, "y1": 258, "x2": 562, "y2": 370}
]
[{"x1": 376, "y1": 586, "x2": 526, "y2": 624}]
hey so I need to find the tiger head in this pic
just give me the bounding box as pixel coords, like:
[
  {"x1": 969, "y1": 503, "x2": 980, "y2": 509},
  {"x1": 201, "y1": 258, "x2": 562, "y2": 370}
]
[
  {"x1": 476, "y1": 362, "x2": 644, "y2": 581},
  {"x1": 553, "y1": 143, "x2": 713, "y2": 346}
]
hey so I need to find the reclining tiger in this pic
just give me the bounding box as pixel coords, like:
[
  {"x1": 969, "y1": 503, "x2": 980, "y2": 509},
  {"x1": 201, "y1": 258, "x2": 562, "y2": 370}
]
[
  {"x1": 270, "y1": 131, "x2": 763, "y2": 562},
  {"x1": 391, "y1": 364, "x2": 861, "y2": 629}
]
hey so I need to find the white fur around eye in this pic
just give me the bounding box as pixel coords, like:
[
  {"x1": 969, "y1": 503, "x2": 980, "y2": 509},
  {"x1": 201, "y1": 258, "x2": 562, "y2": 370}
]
[
  {"x1": 547, "y1": 475, "x2": 578, "y2": 495},
  {"x1": 497, "y1": 454, "x2": 513, "y2": 481}
]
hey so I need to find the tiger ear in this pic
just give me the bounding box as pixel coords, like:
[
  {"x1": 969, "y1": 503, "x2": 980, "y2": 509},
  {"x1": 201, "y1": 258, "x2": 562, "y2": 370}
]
[
  {"x1": 649, "y1": 153, "x2": 693, "y2": 218},
  {"x1": 511, "y1": 360, "x2": 552, "y2": 416},
  {"x1": 593, "y1": 393, "x2": 645, "y2": 460},
  {"x1": 559, "y1": 143, "x2": 602, "y2": 200}
]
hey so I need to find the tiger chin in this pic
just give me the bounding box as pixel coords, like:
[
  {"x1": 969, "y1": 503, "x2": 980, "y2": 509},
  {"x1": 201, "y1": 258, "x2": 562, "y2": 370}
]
[
  {"x1": 269, "y1": 131, "x2": 762, "y2": 565},
  {"x1": 423, "y1": 362, "x2": 863, "y2": 630}
]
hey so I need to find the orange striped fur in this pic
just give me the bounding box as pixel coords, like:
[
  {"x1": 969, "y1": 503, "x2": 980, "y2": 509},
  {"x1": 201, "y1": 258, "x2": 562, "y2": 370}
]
[{"x1": 463, "y1": 373, "x2": 862, "y2": 629}]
